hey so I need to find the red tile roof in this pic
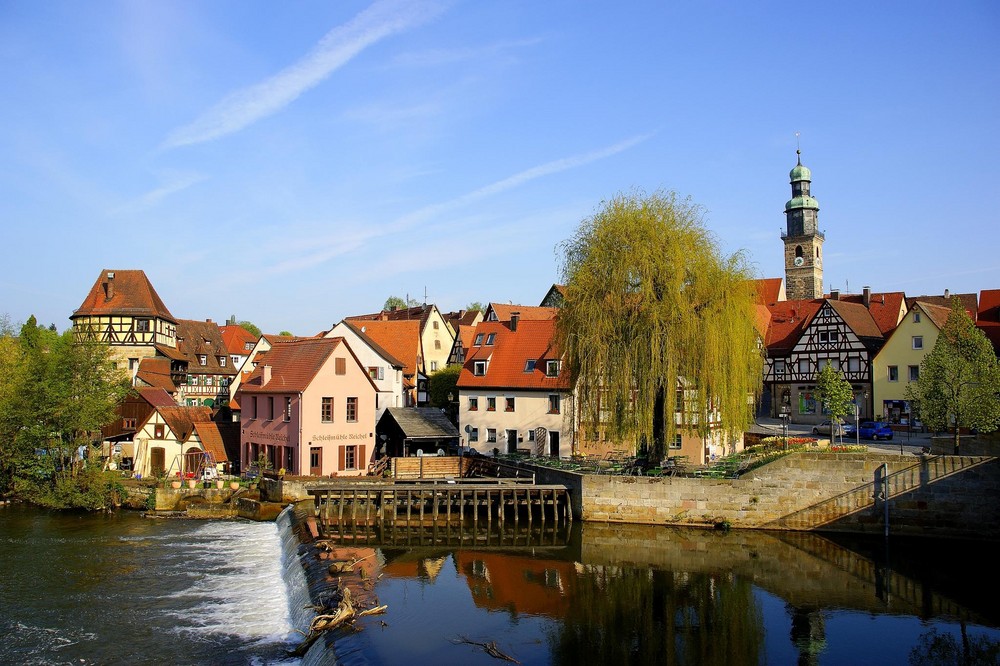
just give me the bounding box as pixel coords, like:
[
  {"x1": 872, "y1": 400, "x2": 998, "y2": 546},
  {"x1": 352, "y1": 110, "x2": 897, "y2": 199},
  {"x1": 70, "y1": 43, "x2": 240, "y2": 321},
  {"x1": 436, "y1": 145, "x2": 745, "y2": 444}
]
[
  {"x1": 72, "y1": 269, "x2": 175, "y2": 322},
  {"x1": 347, "y1": 304, "x2": 439, "y2": 330},
  {"x1": 240, "y1": 337, "x2": 343, "y2": 394},
  {"x1": 135, "y1": 358, "x2": 177, "y2": 393},
  {"x1": 176, "y1": 319, "x2": 237, "y2": 377},
  {"x1": 338, "y1": 320, "x2": 406, "y2": 368},
  {"x1": 763, "y1": 299, "x2": 823, "y2": 352},
  {"x1": 912, "y1": 301, "x2": 952, "y2": 330},
  {"x1": 979, "y1": 289, "x2": 1000, "y2": 323},
  {"x1": 136, "y1": 386, "x2": 177, "y2": 408},
  {"x1": 457, "y1": 319, "x2": 570, "y2": 391},
  {"x1": 753, "y1": 278, "x2": 784, "y2": 305},
  {"x1": 834, "y1": 291, "x2": 906, "y2": 334},
  {"x1": 906, "y1": 293, "x2": 978, "y2": 321},
  {"x1": 157, "y1": 406, "x2": 214, "y2": 443},
  {"x1": 827, "y1": 300, "x2": 884, "y2": 340}
]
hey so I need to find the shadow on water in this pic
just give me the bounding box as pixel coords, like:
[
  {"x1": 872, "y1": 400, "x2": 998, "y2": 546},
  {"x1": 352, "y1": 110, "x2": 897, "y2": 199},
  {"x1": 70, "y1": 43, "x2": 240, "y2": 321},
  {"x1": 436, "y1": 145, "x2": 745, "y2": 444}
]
[{"x1": 295, "y1": 515, "x2": 1000, "y2": 666}]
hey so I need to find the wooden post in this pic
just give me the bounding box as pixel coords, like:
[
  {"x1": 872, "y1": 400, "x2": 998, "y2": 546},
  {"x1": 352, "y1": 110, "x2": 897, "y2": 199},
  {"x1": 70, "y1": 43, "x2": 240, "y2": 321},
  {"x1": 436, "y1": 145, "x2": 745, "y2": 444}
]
[{"x1": 406, "y1": 489, "x2": 412, "y2": 527}]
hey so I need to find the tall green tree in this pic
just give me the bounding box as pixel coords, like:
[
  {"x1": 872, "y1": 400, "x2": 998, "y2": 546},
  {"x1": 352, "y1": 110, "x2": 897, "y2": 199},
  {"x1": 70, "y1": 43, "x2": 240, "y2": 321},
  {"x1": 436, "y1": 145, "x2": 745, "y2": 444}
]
[
  {"x1": 906, "y1": 299, "x2": 1000, "y2": 454},
  {"x1": 428, "y1": 365, "x2": 462, "y2": 425},
  {"x1": 556, "y1": 190, "x2": 763, "y2": 461},
  {"x1": 465, "y1": 301, "x2": 484, "y2": 313},
  {"x1": 384, "y1": 295, "x2": 421, "y2": 310},
  {"x1": 238, "y1": 320, "x2": 261, "y2": 337},
  {"x1": 815, "y1": 363, "x2": 854, "y2": 444}
]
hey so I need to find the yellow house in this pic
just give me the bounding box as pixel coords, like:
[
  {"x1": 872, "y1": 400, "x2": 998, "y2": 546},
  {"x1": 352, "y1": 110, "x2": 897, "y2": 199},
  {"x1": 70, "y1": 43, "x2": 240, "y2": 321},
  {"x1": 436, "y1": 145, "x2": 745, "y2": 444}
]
[{"x1": 872, "y1": 301, "x2": 951, "y2": 429}]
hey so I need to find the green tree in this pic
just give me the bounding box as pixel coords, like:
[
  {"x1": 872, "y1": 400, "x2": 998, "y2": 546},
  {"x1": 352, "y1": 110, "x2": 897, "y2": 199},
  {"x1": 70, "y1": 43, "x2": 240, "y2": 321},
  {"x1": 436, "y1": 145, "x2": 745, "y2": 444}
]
[
  {"x1": 384, "y1": 295, "x2": 421, "y2": 310},
  {"x1": 905, "y1": 299, "x2": 1000, "y2": 454},
  {"x1": 465, "y1": 301, "x2": 484, "y2": 313},
  {"x1": 279, "y1": 330, "x2": 293, "y2": 337},
  {"x1": 428, "y1": 365, "x2": 462, "y2": 425},
  {"x1": 815, "y1": 363, "x2": 854, "y2": 444},
  {"x1": 238, "y1": 320, "x2": 261, "y2": 337},
  {"x1": 556, "y1": 190, "x2": 763, "y2": 461}
]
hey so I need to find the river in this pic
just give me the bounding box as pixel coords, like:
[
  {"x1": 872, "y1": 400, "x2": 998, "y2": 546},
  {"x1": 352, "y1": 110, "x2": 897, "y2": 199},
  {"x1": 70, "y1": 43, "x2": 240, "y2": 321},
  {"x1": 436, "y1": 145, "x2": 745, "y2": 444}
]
[{"x1": 1, "y1": 504, "x2": 998, "y2": 665}]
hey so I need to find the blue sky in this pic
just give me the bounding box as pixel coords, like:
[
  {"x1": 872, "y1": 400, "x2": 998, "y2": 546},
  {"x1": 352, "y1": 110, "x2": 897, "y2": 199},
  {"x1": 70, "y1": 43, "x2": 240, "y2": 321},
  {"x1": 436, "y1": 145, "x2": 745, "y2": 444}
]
[{"x1": 2, "y1": 1, "x2": 998, "y2": 335}]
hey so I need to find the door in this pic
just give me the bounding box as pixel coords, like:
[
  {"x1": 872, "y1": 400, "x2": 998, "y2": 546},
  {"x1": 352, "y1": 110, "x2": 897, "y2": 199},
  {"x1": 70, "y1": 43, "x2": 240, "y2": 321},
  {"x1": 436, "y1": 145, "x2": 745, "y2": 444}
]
[
  {"x1": 150, "y1": 447, "x2": 165, "y2": 476},
  {"x1": 309, "y1": 447, "x2": 323, "y2": 476},
  {"x1": 506, "y1": 430, "x2": 518, "y2": 454},
  {"x1": 548, "y1": 431, "x2": 560, "y2": 457}
]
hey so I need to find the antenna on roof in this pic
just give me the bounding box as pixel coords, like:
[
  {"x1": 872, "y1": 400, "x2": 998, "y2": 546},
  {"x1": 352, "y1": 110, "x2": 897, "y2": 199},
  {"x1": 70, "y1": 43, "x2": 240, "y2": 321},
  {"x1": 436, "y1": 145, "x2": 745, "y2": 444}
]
[{"x1": 795, "y1": 131, "x2": 802, "y2": 164}]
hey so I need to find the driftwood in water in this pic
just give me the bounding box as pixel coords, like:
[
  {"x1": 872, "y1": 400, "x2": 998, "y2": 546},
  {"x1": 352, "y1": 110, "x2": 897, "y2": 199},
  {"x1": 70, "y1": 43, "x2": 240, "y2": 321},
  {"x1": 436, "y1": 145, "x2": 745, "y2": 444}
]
[
  {"x1": 452, "y1": 636, "x2": 521, "y2": 664},
  {"x1": 289, "y1": 588, "x2": 389, "y2": 657}
]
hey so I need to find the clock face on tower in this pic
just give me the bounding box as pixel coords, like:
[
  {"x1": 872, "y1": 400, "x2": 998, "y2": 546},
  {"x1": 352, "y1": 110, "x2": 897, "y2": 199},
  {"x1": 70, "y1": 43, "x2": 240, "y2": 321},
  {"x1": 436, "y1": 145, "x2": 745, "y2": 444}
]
[{"x1": 793, "y1": 256, "x2": 804, "y2": 267}]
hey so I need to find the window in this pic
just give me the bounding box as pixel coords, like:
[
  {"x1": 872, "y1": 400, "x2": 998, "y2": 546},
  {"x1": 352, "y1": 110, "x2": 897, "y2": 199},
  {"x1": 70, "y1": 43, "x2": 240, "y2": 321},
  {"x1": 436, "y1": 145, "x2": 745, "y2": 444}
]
[
  {"x1": 546, "y1": 360, "x2": 560, "y2": 377},
  {"x1": 468, "y1": 397, "x2": 479, "y2": 411},
  {"x1": 433, "y1": 321, "x2": 439, "y2": 330},
  {"x1": 344, "y1": 445, "x2": 357, "y2": 470},
  {"x1": 219, "y1": 356, "x2": 226, "y2": 367},
  {"x1": 469, "y1": 427, "x2": 479, "y2": 442},
  {"x1": 284, "y1": 397, "x2": 292, "y2": 422},
  {"x1": 205, "y1": 376, "x2": 214, "y2": 386},
  {"x1": 268, "y1": 396, "x2": 274, "y2": 420},
  {"x1": 670, "y1": 434, "x2": 682, "y2": 450},
  {"x1": 908, "y1": 365, "x2": 920, "y2": 381},
  {"x1": 154, "y1": 424, "x2": 165, "y2": 439},
  {"x1": 346, "y1": 397, "x2": 358, "y2": 423},
  {"x1": 474, "y1": 333, "x2": 484, "y2": 346},
  {"x1": 848, "y1": 357, "x2": 860, "y2": 373},
  {"x1": 505, "y1": 397, "x2": 515, "y2": 412},
  {"x1": 430, "y1": 361, "x2": 438, "y2": 372},
  {"x1": 888, "y1": 365, "x2": 899, "y2": 381},
  {"x1": 129, "y1": 357, "x2": 139, "y2": 370},
  {"x1": 136, "y1": 319, "x2": 151, "y2": 332},
  {"x1": 486, "y1": 397, "x2": 496, "y2": 411},
  {"x1": 774, "y1": 360, "x2": 785, "y2": 375},
  {"x1": 123, "y1": 418, "x2": 136, "y2": 429},
  {"x1": 251, "y1": 396, "x2": 257, "y2": 419},
  {"x1": 819, "y1": 331, "x2": 828, "y2": 343},
  {"x1": 335, "y1": 357, "x2": 347, "y2": 375},
  {"x1": 198, "y1": 355, "x2": 207, "y2": 366},
  {"x1": 189, "y1": 374, "x2": 198, "y2": 386},
  {"x1": 485, "y1": 333, "x2": 496, "y2": 346},
  {"x1": 487, "y1": 428, "x2": 497, "y2": 443},
  {"x1": 830, "y1": 331, "x2": 839, "y2": 342},
  {"x1": 321, "y1": 397, "x2": 333, "y2": 423},
  {"x1": 244, "y1": 342, "x2": 254, "y2": 351},
  {"x1": 369, "y1": 366, "x2": 384, "y2": 380},
  {"x1": 675, "y1": 389, "x2": 684, "y2": 412},
  {"x1": 473, "y1": 361, "x2": 486, "y2": 376},
  {"x1": 434, "y1": 340, "x2": 441, "y2": 350},
  {"x1": 798, "y1": 360, "x2": 810, "y2": 374},
  {"x1": 524, "y1": 359, "x2": 536, "y2": 372},
  {"x1": 913, "y1": 311, "x2": 921, "y2": 323},
  {"x1": 912, "y1": 336, "x2": 923, "y2": 350},
  {"x1": 548, "y1": 394, "x2": 561, "y2": 414}
]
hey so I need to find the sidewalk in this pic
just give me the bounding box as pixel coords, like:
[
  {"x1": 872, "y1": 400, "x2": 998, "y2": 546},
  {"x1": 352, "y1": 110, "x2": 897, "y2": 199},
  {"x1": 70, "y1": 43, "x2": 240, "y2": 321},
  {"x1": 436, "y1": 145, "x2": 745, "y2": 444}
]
[{"x1": 754, "y1": 417, "x2": 933, "y2": 455}]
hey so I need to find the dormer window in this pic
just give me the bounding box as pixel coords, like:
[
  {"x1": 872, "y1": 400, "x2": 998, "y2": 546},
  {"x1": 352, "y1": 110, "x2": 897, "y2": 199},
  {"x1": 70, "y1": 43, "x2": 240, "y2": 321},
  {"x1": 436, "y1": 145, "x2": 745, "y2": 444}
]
[
  {"x1": 198, "y1": 355, "x2": 207, "y2": 366},
  {"x1": 474, "y1": 333, "x2": 484, "y2": 346},
  {"x1": 219, "y1": 356, "x2": 226, "y2": 367},
  {"x1": 244, "y1": 342, "x2": 254, "y2": 351},
  {"x1": 546, "y1": 360, "x2": 560, "y2": 377},
  {"x1": 474, "y1": 361, "x2": 486, "y2": 376},
  {"x1": 485, "y1": 333, "x2": 496, "y2": 346},
  {"x1": 524, "y1": 360, "x2": 536, "y2": 372}
]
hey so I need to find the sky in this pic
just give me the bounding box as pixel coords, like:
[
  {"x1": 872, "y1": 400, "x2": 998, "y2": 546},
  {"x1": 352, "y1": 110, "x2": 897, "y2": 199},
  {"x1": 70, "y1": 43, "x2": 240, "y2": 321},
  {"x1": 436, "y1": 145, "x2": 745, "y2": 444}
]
[{"x1": 1, "y1": 1, "x2": 998, "y2": 335}]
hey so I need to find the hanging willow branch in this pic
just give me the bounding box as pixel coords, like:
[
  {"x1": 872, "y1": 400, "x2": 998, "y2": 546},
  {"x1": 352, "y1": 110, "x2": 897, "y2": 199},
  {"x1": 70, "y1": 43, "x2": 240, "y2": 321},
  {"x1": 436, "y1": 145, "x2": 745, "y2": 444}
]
[{"x1": 556, "y1": 190, "x2": 764, "y2": 461}]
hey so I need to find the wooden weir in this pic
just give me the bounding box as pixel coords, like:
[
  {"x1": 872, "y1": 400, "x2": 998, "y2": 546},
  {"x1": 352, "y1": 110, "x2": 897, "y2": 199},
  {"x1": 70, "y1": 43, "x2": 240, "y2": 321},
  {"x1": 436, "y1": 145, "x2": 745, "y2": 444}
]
[{"x1": 309, "y1": 480, "x2": 573, "y2": 533}]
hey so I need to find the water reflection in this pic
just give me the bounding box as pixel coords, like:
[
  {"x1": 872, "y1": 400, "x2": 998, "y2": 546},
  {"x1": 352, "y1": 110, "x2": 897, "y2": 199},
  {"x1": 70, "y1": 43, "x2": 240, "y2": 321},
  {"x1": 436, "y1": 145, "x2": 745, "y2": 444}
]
[{"x1": 321, "y1": 521, "x2": 1000, "y2": 665}]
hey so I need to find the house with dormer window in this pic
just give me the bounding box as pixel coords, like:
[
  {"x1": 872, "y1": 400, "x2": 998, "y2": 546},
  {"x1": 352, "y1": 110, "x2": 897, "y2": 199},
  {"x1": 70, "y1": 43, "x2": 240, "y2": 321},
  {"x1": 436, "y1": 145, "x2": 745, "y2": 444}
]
[{"x1": 457, "y1": 314, "x2": 572, "y2": 457}]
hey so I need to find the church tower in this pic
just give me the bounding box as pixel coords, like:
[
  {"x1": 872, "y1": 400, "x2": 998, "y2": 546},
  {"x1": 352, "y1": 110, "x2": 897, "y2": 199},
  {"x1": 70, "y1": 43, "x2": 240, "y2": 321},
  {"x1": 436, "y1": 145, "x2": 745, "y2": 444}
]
[{"x1": 782, "y1": 150, "x2": 824, "y2": 300}]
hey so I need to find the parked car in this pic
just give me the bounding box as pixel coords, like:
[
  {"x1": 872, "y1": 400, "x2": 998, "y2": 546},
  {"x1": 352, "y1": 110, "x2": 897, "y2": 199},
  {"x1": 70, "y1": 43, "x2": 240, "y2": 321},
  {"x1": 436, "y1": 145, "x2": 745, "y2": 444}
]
[
  {"x1": 842, "y1": 423, "x2": 857, "y2": 438},
  {"x1": 859, "y1": 421, "x2": 894, "y2": 440},
  {"x1": 812, "y1": 420, "x2": 846, "y2": 436}
]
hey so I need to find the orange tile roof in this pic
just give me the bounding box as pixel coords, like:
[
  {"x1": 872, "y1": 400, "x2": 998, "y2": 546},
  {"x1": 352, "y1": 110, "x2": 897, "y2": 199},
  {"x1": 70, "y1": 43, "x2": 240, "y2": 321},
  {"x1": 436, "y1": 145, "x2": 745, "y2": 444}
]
[
  {"x1": 219, "y1": 325, "x2": 258, "y2": 355},
  {"x1": 72, "y1": 269, "x2": 175, "y2": 322},
  {"x1": 827, "y1": 300, "x2": 884, "y2": 340},
  {"x1": 176, "y1": 319, "x2": 237, "y2": 377},
  {"x1": 906, "y1": 293, "x2": 978, "y2": 321},
  {"x1": 753, "y1": 278, "x2": 784, "y2": 305},
  {"x1": 457, "y1": 319, "x2": 570, "y2": 391},
  {"x1": 193, "y1": 421, "x2": 229, "y2": 463},
  {"x1": 912, "y1": 301, "x2": 952, "y2": 330},
  {"x1": 136, "y1": 386, "x2": 176, "y2": 407},
  {"x1": 486, "y1": 303, "x2": 558, "y2": 322},
  {"x1": 347, "y1": 304, "x2": 438, "y2": 329},
  {"x1": 346, "y1": 320, "x2": 421, "y2": 377},
  {"x1": 240, "y1": 337, "x2": 343, "y2": 394},
  {"x1": 339, "y1": 320, "x2": 406, "y2": 368}
]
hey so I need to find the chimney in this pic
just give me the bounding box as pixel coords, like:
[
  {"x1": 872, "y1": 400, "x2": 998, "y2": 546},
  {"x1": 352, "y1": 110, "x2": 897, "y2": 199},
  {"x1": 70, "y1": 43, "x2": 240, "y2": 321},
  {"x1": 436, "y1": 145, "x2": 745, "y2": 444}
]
[
  {"x1": 830, "y1": 289, "x2": 840, "y2": 301},
  {"x1": 944, "y1": 289, "x2": 950, "y2": 299},
  {"x1": 862, "y1": 286, "x2": 871, "y2": 308},
  {"x1": 262, "y1": 365, "x2": 272, "y2": 385},
  {"x1": 510, "y1": 311, "x2": 520, "y2": 332},
  {"x1": 104, "y1": 271, "x2": 115, "y2": 300},
  {"x1": 206, "y1": 318, "x2": 213, "y2": 323}
]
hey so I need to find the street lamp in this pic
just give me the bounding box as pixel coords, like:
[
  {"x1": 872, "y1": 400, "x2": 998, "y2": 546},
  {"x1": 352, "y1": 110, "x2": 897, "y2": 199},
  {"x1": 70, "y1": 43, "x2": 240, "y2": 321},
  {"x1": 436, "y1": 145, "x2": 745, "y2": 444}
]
[{"x1": 779, "y1": 404, "x2": 791, "y2": 449}]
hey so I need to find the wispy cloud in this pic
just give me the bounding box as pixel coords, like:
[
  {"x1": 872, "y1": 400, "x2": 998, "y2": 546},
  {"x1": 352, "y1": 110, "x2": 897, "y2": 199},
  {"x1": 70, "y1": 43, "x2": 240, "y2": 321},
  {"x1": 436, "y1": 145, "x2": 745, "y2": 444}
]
[
  {"x1": 163, "y1": 0, "x2": 445, "y2": 148},
  {"x1": 389, "y1": 37, "x2": 543, "y2": 68},
  {"x1": 111, "y1": 171, "x2": 208, "y2": 215},
  {"x1": 246, "y1": 133, "x2": 652, "y2": 278}
]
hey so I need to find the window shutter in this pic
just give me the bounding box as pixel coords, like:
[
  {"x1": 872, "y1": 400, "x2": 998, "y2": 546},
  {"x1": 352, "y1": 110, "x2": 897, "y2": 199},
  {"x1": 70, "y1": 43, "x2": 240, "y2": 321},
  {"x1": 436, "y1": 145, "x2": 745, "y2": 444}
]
[
  {"x1": 338, "y1": 446, "x2": 346, "y2": 470},
  {"x1": 359, "y1": 445, "x2": 367, "y2": 468},
  {"x1": 336, "y1": 357, "x2": 346, "y2": 375}
]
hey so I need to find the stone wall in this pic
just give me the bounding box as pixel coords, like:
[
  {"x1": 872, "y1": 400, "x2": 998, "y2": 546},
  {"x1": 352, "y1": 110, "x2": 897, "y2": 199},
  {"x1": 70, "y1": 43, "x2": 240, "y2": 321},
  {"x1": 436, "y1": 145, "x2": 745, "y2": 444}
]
[{"x1": 526, "y1": 453, "x2": 1000, "y2": 539}]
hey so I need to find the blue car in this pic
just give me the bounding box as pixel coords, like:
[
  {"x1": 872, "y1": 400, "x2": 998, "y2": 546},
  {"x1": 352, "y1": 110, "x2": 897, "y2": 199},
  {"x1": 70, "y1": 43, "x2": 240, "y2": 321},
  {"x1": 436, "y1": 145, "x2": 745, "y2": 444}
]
[{"x1": 859, "y1": 421, "x2": 893, "y2": 440}]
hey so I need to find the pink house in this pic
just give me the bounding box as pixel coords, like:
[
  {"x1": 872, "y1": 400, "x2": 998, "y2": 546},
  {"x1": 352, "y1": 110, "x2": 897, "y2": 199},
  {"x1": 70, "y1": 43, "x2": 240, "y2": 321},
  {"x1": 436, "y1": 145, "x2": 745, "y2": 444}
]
[{"x1": 237, "y1": 337, "x2": 377, "y2": 477}]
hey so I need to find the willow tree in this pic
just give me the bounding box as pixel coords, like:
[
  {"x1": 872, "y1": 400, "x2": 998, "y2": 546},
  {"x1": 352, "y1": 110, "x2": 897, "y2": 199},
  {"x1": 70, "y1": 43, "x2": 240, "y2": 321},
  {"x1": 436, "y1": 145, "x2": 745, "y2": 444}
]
[{"x1": 556, "y1": 190, "x2": 763, "y2": 461}]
